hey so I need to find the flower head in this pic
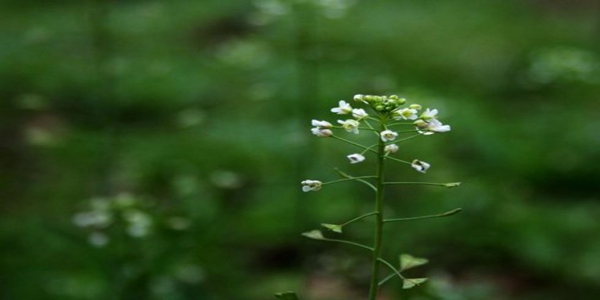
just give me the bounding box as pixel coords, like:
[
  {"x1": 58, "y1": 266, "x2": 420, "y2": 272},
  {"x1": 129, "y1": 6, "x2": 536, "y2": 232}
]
[
  {"x1": 411, "y1": 159, "x2": 431, "y2": 173},
  {"x1": 347, "y1": 153, "x2": 365, "y2": 164},
  {"x1": 414, "y1": 119, "x2": 451, "y2": 135},
  {"x1": 393, "y1": 108, "x2": 419, "y2": 120},
  {"x1": 301, "y1": 180, "x2": 322, "y2": 192},
  {"x1": 311, "y1": 119, "x2": 333, "y2": 128},
  {"x1": 311, "y1": 127, "x2": 333, "y2": 137},
  {"x1": 352, "y1": 108, "x2": 368, "y2": 120},
  {"x1": 380, "y1": 130, "x2": 398, "y2": 142},
  {"x1": 384, "y1": 144, "x2": 399, "y2": 154},
  {"x1": 420, "y1": 108, "x2": 438, "y2": 121},
  {"x1": 331, "y1": 100, "x2": 353, "y2": 115},
  {"x1": 338, "y1": 119, "x2": 360, "y2": 134},
  {"x1": 363, "y1": 95, "x2": 407, "y2": 113}
]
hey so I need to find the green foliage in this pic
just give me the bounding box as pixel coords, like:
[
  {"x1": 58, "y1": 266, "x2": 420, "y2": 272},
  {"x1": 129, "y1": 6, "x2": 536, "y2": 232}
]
[
  {"x1": 274, "y1": 291, "x2": 300, "y2": 300},
  {"x1": 320, "y1": 223, "x2": 343, "y2": 233},
  {"x1": 0, "y1": 0, "x2": 599, "y2": 299},
  {"x1": 301, "y1": 230, "x2": 325, "y2": 240},
  {"x1": 400, "y1": 254, "x2": 429, "y2": 271},
  {"x1": 402, "y1": 278, "x2": 428, "y2": 289}
]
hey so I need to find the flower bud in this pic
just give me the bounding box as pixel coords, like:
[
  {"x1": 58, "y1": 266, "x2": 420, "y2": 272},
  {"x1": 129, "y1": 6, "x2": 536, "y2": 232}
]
[
  {"x1": 411, "y1": 159, "x2": 431, "y2": 173},
  {"x1": 347, "y1": 153, "x2": 366, "y2": 164},
  {"x1": 311, "y1": 127, "x2": 333, "y2": 137},
  {"x1": 384, "y1": 144, "x2": 399, "y2": 154},
  {"x1": 311, "y1": 119, "x2": 333, "y2": 128},
  {"x1": 353, "y1": 94, "x2": 366, "y2": 103},
  {"x1": 301, "y1": 180, "x2": 322, "y2": 192},
  {"x1": 444, "y1": 182, "x2": 461, "y2": 188}
]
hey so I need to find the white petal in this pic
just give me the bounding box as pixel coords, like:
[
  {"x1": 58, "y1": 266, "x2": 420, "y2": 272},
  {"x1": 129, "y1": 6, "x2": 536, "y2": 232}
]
[{"x1": 384, "y1": 144, "x2": 399, "y2": 154}]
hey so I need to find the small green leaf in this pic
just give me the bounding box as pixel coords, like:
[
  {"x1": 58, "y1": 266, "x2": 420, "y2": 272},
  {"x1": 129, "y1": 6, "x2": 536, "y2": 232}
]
[
  {"x1": 302, "y1": 230, "x2": 325, "y2": 240},
  {"x1": 400, "y1": 254, "x2": 429, "y2": 271},
  {"x1": 321, "y1": 223, "x2": 343, "y2": 233},
  {"x1": 275, "y1": 291, "x2": 300, "y2": 300},
  {"x1": 444, "y1": 182, "x2": 461, "y2": 188},
  {"x1": 402, "y1": 278, "x2": 428, "y2": 289}
]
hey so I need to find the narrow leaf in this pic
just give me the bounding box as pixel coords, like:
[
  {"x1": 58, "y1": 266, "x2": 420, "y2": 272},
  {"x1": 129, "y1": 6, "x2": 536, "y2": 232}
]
[
  {"x1": 275, "y1": 291, "x2": 300, "y2": 300},
  {"x1": 321, "y1": 223, "x2": 343, "y2": 233},
  {"x1": 402, "y1": 278, "x2": 428, "y2": 289},
  {"x1": 301, "y1": 230, "x2": 324, "y2": 240},
  {"x1": 400, "y1": 254, "x2": 429, "y2": 271}
]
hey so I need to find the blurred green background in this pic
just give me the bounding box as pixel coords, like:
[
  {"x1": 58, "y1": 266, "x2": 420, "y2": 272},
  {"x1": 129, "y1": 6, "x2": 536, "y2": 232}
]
[{"x1": 1, "y1": 0, "x2": 599, "y2": 299}]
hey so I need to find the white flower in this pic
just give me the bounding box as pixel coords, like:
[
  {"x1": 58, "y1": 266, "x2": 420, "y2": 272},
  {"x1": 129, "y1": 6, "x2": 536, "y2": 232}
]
[
  {"x1": 301, "y1": 180, "x2": 322, "y2": 192},
  {"x1": 420, "y1": 108, "x2": 438, "y2": 121},
  {"x1": 393, "y1": 108, "x2": 418, "y2": 120},
  {"x1": 337, "y1": 119, "x2": 360, "y2": 134},
  {"x1": 353, "y1": 94, "x2": 367, "y2": 103},
  {"x1": 331, "y1": 100, "x2": 353, "y2": 114},
  {"x1": 352, "y1": 108, "x2": 368, "y2": 120},
  {"x1": 409, "y1": 104, "x2": 422, "y2": 110},
  {"x1": 384, "y1": 144, "x2": 399, "y2": 154},
  {"x1": 380, "y1": 130, "x2": 398, "y2": 142},
  {"x1": 347, "y1": 153, "x2": 366, "y2": 164},
  {"x1": 311, "y1": 119, "x2": 333, "y2": 128},
  {"x1": 411, "y1": 159, "x2": 431, "y2": 173},
  {"x1": 414, "y1": 119, "x2": 451, "y2": 135},
  {"x1": 427, "y1": 119, "x2": 451, "y2": 133},
  {"x1": 311, "y1": 127, "x2": 333, "y2": 137}
]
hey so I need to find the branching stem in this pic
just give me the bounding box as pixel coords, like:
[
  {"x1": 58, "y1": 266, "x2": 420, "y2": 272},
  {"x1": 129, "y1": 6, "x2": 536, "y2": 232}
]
[
  {"x1": 340, "y1": 211, "x2": 378, "y2": 227},
  {"x1": 319, "y1": 237, "x2": 374, "y2": 251},
  {"x1": 384, "y1": 208, "x2": 462, "y2": 223},
  {"x1": 384, "y1": 181, "x2": 455, "y2": 186},
  {"x1": 368, "y1": 120, "x2": 387, "y2": 300},
  {"x1": 334, "y1": 169, "x2": 377, "y2": 191},
  {"x1": 332, "y1": 135, "x2": 378, "y2": 154}
]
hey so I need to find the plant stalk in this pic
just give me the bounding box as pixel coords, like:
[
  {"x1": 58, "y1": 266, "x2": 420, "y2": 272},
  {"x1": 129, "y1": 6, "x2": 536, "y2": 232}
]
[{"x1": 368, "y1": 123, "x2": 387, "y2": 300}]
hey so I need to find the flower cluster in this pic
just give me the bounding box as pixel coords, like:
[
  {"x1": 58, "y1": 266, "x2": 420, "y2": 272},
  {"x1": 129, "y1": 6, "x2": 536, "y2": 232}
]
[
  {"x1": 303, "y1": 94, "x2": 452, "y2": 192},
  {"x1": 297, "y1": 94, "x2": 460, "y2": 299}
]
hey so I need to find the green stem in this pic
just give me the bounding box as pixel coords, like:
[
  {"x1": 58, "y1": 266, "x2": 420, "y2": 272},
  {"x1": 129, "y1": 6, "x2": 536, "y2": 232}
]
[
  {"x1": 384, "y1": 181, "x2": 455, "y2": 186},
  {"x1": 323, "y1": 176, "x2": 377, "y2": 185},
  {"x1": 385, "y1": 156, "x2": 413, "y2": 165},
  {"x1": 395, "y1": 133, "x2": 422, "y2": 143},
  {"x1": 340, "y1": 211, "x2": 378, "y2": 227},
  {"x1": 332, "y1": 135, "x2": 378, "y2": 154},
  {"x1": 378, "y1": 258, "x2": 406, "y2": 280},
  {"x1": 368, "y1": 120, "x2": 387, "y2": 300},
  {"x1": 387, "y1": 121, "x2": 414, "y2": 127},
  {"x1": 378, "y1": 273, "x2": 396, "y2": 286},
  {"x1": 320, "y1": 237, "x2": 374, "y2": 251},
  {"x1": 334, "y1": 169, "x2": 377, "y2": 191},
  {"x1": 384, "y1": 208, "x2": 462, "y2": 223}
]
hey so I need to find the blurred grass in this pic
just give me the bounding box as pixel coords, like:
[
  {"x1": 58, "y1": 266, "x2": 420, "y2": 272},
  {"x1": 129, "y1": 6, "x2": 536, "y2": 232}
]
[{"x1": 1, "y1": 0, "x2": 599, "y2": 299}]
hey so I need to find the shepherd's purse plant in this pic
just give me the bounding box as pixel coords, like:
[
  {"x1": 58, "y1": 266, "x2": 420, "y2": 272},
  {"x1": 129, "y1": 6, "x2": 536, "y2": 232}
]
[{"x1": 277, "y1": 94, "x2": 461, "y2": 300}]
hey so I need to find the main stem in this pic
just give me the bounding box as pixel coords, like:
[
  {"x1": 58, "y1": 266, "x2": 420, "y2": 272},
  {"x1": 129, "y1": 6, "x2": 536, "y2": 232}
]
[{"x1": 368, "y1": 121, "x2": 387, "y2": 300}]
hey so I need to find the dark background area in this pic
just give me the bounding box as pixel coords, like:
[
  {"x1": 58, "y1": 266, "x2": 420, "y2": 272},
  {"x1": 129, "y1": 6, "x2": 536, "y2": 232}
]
[{"x1": 1, "y1": 0, "x2": 599, "y2": 299}]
